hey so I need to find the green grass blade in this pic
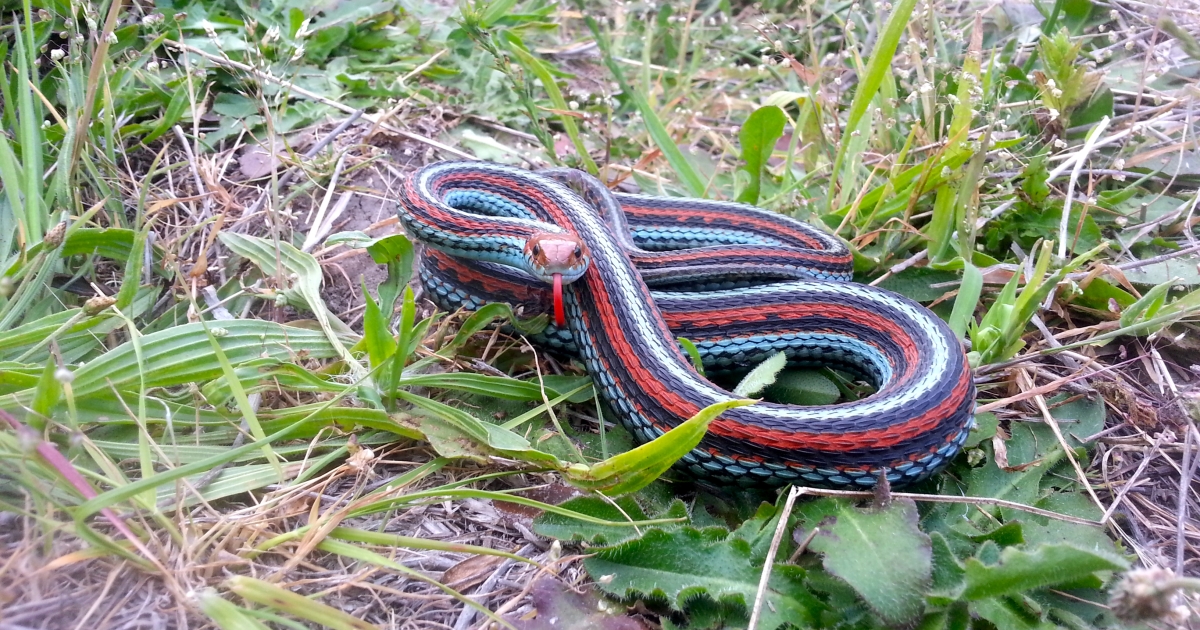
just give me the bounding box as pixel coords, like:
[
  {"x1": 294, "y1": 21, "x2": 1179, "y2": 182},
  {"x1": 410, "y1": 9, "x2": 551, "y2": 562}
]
[
  {"x1": 502, "y1": 33, "x2": 598, "y2": 175},
  {"x1": 224, "y1": 576, "x2": 377, "y2": 630},
  {"x1": 581, "y1": 11, "x2": 706, "y2": 197},
  {"x1": 949, "y1": 262, "x2": 983, "y2": 339},
  {"x1": 826, "y1": 0, "x2": 917, "y2": 212}
]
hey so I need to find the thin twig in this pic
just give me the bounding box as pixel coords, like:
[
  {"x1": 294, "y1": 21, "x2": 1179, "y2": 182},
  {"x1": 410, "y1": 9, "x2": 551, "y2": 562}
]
[
  {"x1": 1178, "y1": 423, "x2": 1197, "y2": 575},
  {"x1": 748, "y1": 486, "x2": 801, "y2": 630},
  {"x1": 1059, "y1": 116, "x2": 1111, "y2": 260}
]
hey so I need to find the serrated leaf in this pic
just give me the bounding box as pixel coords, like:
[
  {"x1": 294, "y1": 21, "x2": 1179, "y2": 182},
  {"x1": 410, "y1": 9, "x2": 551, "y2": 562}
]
[
  {"x1": 586, "y1": 527, "x2": 825, "y2": 630},
  {"x1": 930, "y1": 532, "x2": 966, "y2": 594},
  {"x1": 969, "y1": 597, "x2": 1058, "y2": 630},
  {"x1": 961, "y1": 544, "x2": 1128, "y2": 601},
  {"x1": 1023, "y1": 493, "x2": 1118, "y2": 559},
  {"x1": 796, "y1": 498, "x2": 931, "y2": 624}
]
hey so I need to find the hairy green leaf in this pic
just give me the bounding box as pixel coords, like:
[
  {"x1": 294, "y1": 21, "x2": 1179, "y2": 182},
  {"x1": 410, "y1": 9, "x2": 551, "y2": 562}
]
[
  {"x1": 796, "y1": 498, "x2": 931, "y2": 624},
  {"x1": 586, "y1": 527, "x2": 826, "y2": 629},
  {"x1": 961, "y1": 543, "x2": 1128, "y2": 601}
]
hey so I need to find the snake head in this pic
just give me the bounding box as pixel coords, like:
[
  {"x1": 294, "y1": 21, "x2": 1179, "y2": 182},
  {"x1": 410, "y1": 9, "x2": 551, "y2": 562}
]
[{"x1": 524, "y1": 233, "x2": 589, "y2": 284}]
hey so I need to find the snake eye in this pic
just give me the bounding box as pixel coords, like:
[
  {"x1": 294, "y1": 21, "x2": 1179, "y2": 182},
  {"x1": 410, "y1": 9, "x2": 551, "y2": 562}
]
[
  {"x1": 531, "y1": 243, "x2": 541, "y2": 257},
  {"x1": 573, "y1": 245, "x2": 583, "y2": 258}
]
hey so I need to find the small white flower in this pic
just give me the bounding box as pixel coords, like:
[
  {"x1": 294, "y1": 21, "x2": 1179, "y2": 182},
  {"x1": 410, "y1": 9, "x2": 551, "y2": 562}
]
[
  {"x1": 55, "y1": 368, "x2": 74, "y2": 384},
  {"x1": 1047, "y1": 108, "x2": 1060, "y2": 121},
  {"x1": 50, "y1": 48, "x2": 65, "y2": 61}
]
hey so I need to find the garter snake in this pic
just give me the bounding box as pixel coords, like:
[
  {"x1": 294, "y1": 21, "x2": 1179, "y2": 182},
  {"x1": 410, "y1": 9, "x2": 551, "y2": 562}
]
[{"x1": 396, "y1": 162, "x2": 976, "y2": 488}]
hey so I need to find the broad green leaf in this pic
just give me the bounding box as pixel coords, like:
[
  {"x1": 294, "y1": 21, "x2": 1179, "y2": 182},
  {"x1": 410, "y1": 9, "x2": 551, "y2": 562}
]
[
  {"x1": 874, "y1": 267, "x2": 959, "y2": 302},
  {"x1": 1121, "y1": 255, "x2": 1200, "y2": 287},
  {"x1": 477, "y1": 0, "x2": 520, "y2": 27},
  {"x1": 930, "y1": 532, "x2": 966, "y2": 594},
  {"x1": 736, "y1": 105, "x2": 785, "y2": 204},
  {"x1": 367, "y1": 233, "x2": 414, "y2": 312},
  {"x1": 765, "y1": 370, "x2": 840, "y2": 406},
  {"x1": 1118, "y1": 276, "x2": 1176, "y2": 326},
  {"x1": 586, "y1": 527, "x2": 826, "y2": 629},
  {"x1": 361, "y1": 291, "x2": 397, "y2": 372},
  {"x1": 968, "y1": 597, "x2": 1058, "y2": 630},
  {"x1": 204, "y1": 321, "x2": 282, "y2": 474},
  {"x1": 796, "y1": 498, "x2": 931, "y2": 624},
  {"x1": 440, "y1": 302, "x2": 548, "y2": 355},
  {"x1": 961, "y1": 544, "x2": 1128, "y2": 601},
  {"x1": 28, "y1": 358, "x2": 62, "y2": 430},
  {"x1": 1025, "y1": 492, "x2": 1117, "y2": 558}
]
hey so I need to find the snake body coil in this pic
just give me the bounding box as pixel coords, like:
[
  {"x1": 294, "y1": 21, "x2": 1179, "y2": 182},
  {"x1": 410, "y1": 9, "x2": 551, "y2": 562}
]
[{"x1": 397, "y1": 162, "x2": 975, "y2": 488}]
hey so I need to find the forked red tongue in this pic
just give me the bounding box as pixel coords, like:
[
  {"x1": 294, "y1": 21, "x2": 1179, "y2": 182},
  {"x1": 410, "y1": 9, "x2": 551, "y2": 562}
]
[{"x1": 552, "y1": 273, "x2": 565, "y2": 327}]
